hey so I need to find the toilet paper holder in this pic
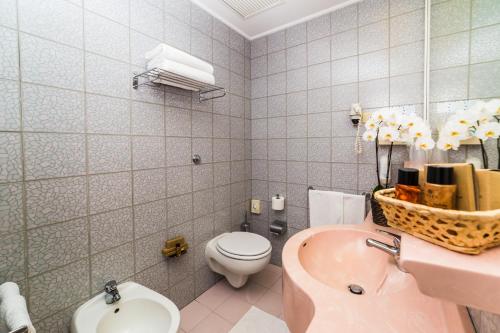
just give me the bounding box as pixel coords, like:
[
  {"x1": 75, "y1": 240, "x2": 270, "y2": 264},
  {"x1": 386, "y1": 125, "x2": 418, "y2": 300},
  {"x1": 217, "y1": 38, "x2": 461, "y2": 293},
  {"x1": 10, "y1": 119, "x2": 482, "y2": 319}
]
[{"x1": 270, "y1": 220, "x2": 287, "y2": 236}]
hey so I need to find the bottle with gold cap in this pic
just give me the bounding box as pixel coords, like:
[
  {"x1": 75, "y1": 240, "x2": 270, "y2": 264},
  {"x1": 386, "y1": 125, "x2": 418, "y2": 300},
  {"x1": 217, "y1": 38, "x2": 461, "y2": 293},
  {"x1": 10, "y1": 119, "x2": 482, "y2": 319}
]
[{"x1": 423, "y1": 165, "x2": 457, "y2": 209}]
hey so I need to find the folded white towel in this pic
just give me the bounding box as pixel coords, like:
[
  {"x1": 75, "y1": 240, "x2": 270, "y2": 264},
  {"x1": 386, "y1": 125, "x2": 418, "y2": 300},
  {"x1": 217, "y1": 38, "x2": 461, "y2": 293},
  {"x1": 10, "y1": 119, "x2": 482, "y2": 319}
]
[
  {"x1": 0, "y1": 282, "x2": 36, "y2": 333},
  {"x1": 147, "y1": 57, "x2": 215, "y2": 86},
  {"x1": 343, "y1": 193, "x2": 366, "y2": 225},
  {"x1": 145, "y1": 43, "x2": 214, "y2": 75},
  {"x1": 309, "y1": 190, "x2": 366, "y2": 227}
]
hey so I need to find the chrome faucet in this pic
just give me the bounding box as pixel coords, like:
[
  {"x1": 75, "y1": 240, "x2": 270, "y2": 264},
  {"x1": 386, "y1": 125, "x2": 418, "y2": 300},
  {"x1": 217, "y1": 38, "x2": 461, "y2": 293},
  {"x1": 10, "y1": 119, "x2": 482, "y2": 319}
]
[
  {"x1": 104, "y1": 280, "x2": 121, "y2": 304},
  {"x1": 366, "y1": 230, "x2": 407, "y2": 272}
]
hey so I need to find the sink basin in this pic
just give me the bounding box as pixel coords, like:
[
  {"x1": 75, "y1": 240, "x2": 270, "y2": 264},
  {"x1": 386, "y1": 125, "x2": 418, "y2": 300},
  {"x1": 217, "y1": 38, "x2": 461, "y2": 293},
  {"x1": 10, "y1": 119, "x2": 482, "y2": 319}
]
[
  {"x1": 71, "y1": 282, "x2": 180, "y2": 333},
  {"x1": 283, "y1": 223, "x2": 474, "y2": 333}
]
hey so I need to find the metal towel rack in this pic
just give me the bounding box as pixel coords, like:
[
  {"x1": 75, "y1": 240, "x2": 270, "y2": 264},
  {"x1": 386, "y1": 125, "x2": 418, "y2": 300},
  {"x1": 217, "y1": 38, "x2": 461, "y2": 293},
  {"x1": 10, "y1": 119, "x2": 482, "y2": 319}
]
[{"x1": 9, "y1": 326, "x2": 28, "y2": 333}]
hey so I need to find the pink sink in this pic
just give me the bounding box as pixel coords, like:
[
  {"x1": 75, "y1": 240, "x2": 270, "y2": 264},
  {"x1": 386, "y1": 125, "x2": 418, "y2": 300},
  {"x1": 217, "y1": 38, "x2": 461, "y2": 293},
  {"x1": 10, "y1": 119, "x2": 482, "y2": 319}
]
[{"x1": 282, "y1": 223, "x2": 474, "y2": 333}]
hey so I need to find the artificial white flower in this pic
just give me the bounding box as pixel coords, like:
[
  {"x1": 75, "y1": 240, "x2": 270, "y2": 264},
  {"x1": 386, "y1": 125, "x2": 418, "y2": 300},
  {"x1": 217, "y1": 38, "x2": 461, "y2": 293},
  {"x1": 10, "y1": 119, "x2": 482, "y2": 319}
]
[
  {"x1": 378, "y1": 126, "x2": 399, "y2": 142},
  {"x1": 364, "y1": 119, "x2": 379, "y2": 131},
  {"x1": 409, "y1": 123, "x2": 431, "y2": 139},
  {"x1": 398, "y1": 131, "x2": 412, "y2": 144},
  {"x1": 441, "y1": 122, "x2": 470, "y2": 140},
  {"x1": 415, "y1": 137, "x2": 435, "y2": 151},
  {"x1": 485, "y1": 99, "x2": 500, "y2": 117},
  {"x1": 468, "y1": 101, "x2": 492, "y2": 124},
  {"x1": 475, "y1": 122, "x2": 500, "y2": 141},
  {"x1": 399, "y1": 115, "x2": 423, "y2": 129},
  {"x1": 362, "y1": 130, "x2": 377, "y2": 142},
  {"x1": 449, "y1": 112, "x2": 475, "y2": 127},
  {"x1": 371, "y1": 110, "x2": 385, "y2": 122},
  {"x1": 436, "y1": 136, "x2": 461, "y2": 151}
]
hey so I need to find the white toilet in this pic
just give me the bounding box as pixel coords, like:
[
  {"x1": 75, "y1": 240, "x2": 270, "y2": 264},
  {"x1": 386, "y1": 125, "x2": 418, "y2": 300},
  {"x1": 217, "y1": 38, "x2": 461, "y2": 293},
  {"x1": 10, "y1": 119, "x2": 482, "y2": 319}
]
[{"x1": 205, "y1": 232, "x2": 272, "y2": 288}]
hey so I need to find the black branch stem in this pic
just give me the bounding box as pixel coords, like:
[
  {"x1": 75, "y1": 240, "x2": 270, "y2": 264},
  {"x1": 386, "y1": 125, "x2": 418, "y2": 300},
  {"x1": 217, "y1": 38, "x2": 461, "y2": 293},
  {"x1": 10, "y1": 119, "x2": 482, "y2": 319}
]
[{"x1": 375, "y1": 128, "x2": 382, "y2": 188}]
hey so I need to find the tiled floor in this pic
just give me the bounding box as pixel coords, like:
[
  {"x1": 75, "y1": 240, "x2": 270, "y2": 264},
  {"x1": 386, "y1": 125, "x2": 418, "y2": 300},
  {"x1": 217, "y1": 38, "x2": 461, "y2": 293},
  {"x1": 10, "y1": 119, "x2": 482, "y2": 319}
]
[{"x1": 179, "y1": 264, "x2": 284, "y2": 333}]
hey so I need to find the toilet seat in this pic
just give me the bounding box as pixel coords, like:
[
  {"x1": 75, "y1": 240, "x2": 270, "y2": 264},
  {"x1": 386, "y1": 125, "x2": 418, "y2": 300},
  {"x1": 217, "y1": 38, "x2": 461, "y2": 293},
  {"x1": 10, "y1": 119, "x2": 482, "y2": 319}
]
[{"x1": 216, "y1": 232, "x2": 271, "y2": 261}]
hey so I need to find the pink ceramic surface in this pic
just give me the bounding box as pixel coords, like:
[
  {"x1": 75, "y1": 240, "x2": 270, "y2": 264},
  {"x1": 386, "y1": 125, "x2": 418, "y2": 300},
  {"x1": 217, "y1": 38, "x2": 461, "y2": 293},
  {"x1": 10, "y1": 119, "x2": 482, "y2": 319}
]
[
  {"x1": 282, "y1": 221, "x2": 474, "y2": 333},
  {"x1": 400, "y1": 233, "x2": 500, "y2": 314}
]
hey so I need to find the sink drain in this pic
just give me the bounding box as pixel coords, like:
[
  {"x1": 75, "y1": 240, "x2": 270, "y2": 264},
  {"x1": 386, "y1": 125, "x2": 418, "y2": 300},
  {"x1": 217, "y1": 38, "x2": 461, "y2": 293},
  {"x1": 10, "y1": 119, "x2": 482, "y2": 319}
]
[{"x1": 348, "y1": 284, "x2": 365, "y2": 295}]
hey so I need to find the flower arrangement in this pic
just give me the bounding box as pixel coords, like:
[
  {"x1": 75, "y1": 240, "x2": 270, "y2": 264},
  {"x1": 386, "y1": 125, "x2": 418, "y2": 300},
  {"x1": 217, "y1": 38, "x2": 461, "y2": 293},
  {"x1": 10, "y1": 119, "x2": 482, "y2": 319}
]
[
  {"x1": 436, "y1": 99, "x2": 500, "y2": 169},
  {"x1": 362, "y1": 110, "x2": 434, "y2": 191}
]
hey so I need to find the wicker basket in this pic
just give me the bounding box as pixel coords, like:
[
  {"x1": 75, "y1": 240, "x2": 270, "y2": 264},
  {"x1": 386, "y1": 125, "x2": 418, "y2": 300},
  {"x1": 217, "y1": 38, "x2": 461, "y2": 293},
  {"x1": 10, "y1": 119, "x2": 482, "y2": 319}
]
[{"x1": 374, "y1": 188, "x2": 500, "y2": 254}]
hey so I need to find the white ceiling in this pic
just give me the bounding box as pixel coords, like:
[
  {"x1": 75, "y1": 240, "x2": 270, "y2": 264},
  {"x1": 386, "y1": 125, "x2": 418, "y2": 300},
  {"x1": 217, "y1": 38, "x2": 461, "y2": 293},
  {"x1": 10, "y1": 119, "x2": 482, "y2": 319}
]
[{"x1": 192, "y1": 0, "x2": 360, "y2": 40}]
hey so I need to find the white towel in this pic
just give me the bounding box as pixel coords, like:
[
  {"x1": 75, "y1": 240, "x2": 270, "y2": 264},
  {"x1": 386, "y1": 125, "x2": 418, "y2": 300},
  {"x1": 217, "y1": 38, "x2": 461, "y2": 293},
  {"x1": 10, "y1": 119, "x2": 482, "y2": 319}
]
[
  {"x1": 309, "y1": 190, "x2": 366, "y2": 227},
  {"x1": 147, "y1": 57, "x2": 215, "y2": 86},
  {"x1": 145, "y1": 43, "x2": 214, "y2": 74},
  {"x1": 0, "y1": 283, "x2": 36, "y2": 333}
]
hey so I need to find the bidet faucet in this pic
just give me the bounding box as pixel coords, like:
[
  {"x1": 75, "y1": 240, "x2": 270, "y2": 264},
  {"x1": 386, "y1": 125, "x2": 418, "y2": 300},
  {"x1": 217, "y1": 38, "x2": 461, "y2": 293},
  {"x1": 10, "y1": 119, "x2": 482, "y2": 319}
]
[
  {"x1": 104, "y1": 280, "x2": 121, "y2": 304},
  {"x1": 366, "y1": 231, "x2": 407, "y2": 272}
]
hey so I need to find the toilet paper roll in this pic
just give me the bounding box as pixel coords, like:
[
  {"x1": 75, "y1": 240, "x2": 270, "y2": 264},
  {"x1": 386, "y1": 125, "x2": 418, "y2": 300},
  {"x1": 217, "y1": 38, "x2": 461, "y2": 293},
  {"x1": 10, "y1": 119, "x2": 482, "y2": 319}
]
[{"x1": 272, "y1": 195, "x2": 285, "y2": 210}]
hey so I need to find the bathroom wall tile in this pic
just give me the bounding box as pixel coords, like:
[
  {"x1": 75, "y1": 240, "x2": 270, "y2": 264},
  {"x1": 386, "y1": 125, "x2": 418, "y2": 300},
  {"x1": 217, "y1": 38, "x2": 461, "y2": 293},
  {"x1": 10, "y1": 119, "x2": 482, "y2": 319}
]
[
  {"x1": 287, "y1": 68, "x2": 307, "y2": 93},
  {"x1": 286, "y1": 22, "x2": 307, "y2": 48},
  {"x1": 214, "y1": 163, "x2": 230, "y2": 186},
  {"x1": 0, "y1": 27, "x2": 19, "y2": 80},
  {"x1": 192, "y1": 111, "x2": 212, "y2": 138},
  {"x1": 286, "y1": 183, "x2": 307, "y2": 208},
  {"x1": 0, "y1": 0, "x2": 17, "y2": 29},
  {"x1": 332, "y1": 111, "x2": 357, "y2": 137},
  {"x1": 169, "y1": 276, "x2": 195, "y2": 309},
  {"x1": 331, "y1": 29, "x2": 357, "y2": 60},
  {"x1": 84, "y1": 11, "x2": 130, "y2": 62},
  {"x1": 252, "y1": 77, "x2": 268, "y2": 99},
  {"x1": 191, "y1": 3, "x2": 212, "y2": 36},
  {"x1": 91, "y1": 242, "x2": 135, "y2": 293},
  {"x1": 287, "y1": 161, "x2": 307, "y2": 184},
  {"x1": 308, "y1": 138, "x2": 331, "y2": 162},
  {"x1": 28, "y1": 218, "x2": 88, "y2": 276},
  {"x1": 332, "y1": 137, "x2": 357, "y2": 163},
  {"x1": 0, "y1": 133, "x2": 22, "y2": 182},
  {"x1": 429, "y1": 66, "x2": 468, "y2": 102},
  {"x1": 18, "y1": 0, "x2": 83, "y2": 48},
  {"x1": 213, "y1": 185, "x2": 230, "y2": 211},
  {"x1": 0, "y1": 183, "x2": 23, "y2": 236},
  {"x1": 193, "y1": 164, "x2": 213, "y2": 191},
  {"x1": 0, "y1": 232, "x2": 25, "y2": 282},
  {"x1": 287, "y1": 115, "x2": 307, "y2": 138},
  {"x1": 231, "y1": 139, "x2": 246, "y2": 160},
  {"x1": 164, "y1": 0, "x2": 190, "y2": 24},
  {"x1": 231, "y1": 117, "x2": 244, "y2": 140},
  {"x1": 213, "y1": 139, "x2": 230, "y2": 163},
  {"x1": 251, "y1": 98, "x2": 267, "y2": 119},
  {"x1": 167, "y1": 166, "x2": 192, "y2": 197},
  {"x1": 20, "y1": 34, "x2": 84, "y2": 90},
  {"x1": 213, "y1": 40, "x2": 230, "y2": 69},
  {"x1": 390, "y1": 73, "x2": 423, "y2": 106},
  {"x1": 132, "y1": 80, "x2": 165, "y2": 105},
  {"x1": 167, "y1": 194, "x2": 193, "y2": 227},
  {"x1": 133, "y1": 169, "x2": 166, "y2": 204},
  {"x1": 308, "y1": 162, "x2": 331, "y2": 187},
  {"x1": 134, "y1": 262, "x2": 169, "y2": 294},
  {"x1": 213, "y1": 18, "x2": 229, "y2": 45},
  {"x1": 287, "y1": 139, "x2": 307, "y2": 161},
  {"x1": 90, "y1": 207, "x2": 133, "y2": 254},
  {"x1": 85, "y1": 53, "x2": 129, "y2": 98},
  {"x1": 359, "y1": 49, "x2": 389, "y2": 81},
  {"x1": 88, "y1": 135, "x2": 131, "y2": 174},
  {"x1": 251, "y1": 37, "x2": 267, "y2": 59},
  {"x1": 250, "y1": 159, "x2": 266, "y2": 180},
  {"x1": 287, "y1": 91, "x2": 307, "y2": 115},
  {"x1": 390, "y1": 9, "x2": 424, "y2": 47},
  {"x1": 359, "y1": 78, "x2": 389, "y2": 108},
  {"x1": 84, "y1": 0, "x2": 130, "y2": 25},
  {"x1": 22, "y1": 84, "x2": 85, "y2": 133},
  {"x1": 332, "y1": 83, "x2": 358, "y2": 112},
  {"x1": 390, "y1": 0, "x2": 424, "y2": 16},
  {"x1": 167, "y1": 221, "x2": 194, "y2": 284},
  {"x1": 307, "y1": 14, "x2": 330, "y2": 41},
  {"x1": 331, "y1": 4, "x2": 358, "y2": 34},
  {"x1": 132, "y1": 136, "x2": 165, "y2": 170},
  {"x1": 33, "y1": 303, "x2": 79, "y2": 333},
  {"x1": 390, "y1": 41, "x2": 424, "y2": 76},
  {"x1": 268, "y1": 30, "x2": 286, "y2": 53},
  {"x1": 136, "y1": 232, "x2": 166, "y2": 272},
  {"x1": 229, "y1": 30, "x2": 245, "y2": 54},
  {"x1": 251, "y1": 55, "x2": 267, "y2": 79},
  {"x1": 472, "y1": 0, "x2": 500, "y2": 28},
  {"x1": 308, "y1": 113, "x2": 331, "y2": 138},
  {"x1": 268, "y1": 161, "x2": 286, "y2": 183},
  {"x1": 308, "y1": 62, "x2": 331, "y2": 89},
  {"x1": 308, "y1": 37, "x2": 331, "y2": 66},
  {"x1": 331, "y1": 163, "x2": 358, "y2": 190},
  {"x1": 194, "y1": 214, "x2": 214, "y2": 244},
  {"x1": 268, "y1": 117, "x2": 286, "y2": 139},
  {"x1": 469, "y1": 61, "x2": 500, "y2": 99},
  {"x1": 192, "y1": 138, "x2": 213, "y2": 163},
  {"x1": 193, "y1": 189, "x2": 214, "y2": 218},
  {"x1": 251, "y1": 119, "x2": 267, "y2": 139},
  {"x1": 231, "y1": 161, "x2": 246, "y2": 183},
  {"x1": 252, "y1": 179, "x2": 268, "y2": 199},
  {"x1": 213, "y1": 114, "x2": 230, "y2": 138},
  {"x1": 165, "y1": 90, "x2": 192, "y2": 109},
  {"x1": 26, "y1": 177, "x2": 87, "y2": 228},
  {"x1": 166, "y1": 137, "x2": 191, "y2": 167},
  {"x1": 230, "y1": 94, "x2": 244, "y2": 116},
  {"x1": 268, "y1": 50, "x2": 286, "y2": 75},
  {"x1": 164, "y1": 15, "x2": 190, "y2": 52},
  {"x1": 191, "y1": 29, "x2": 212, "y2": 62},
  {"x1": 332, "y1": 56, "x2": 358, "y2": 85},
  {"x1": 287, "y1": 44, "x2": 307, "y2": 71},
  {"x1": 358, "y1": 0, "x2": 388, "y2": 25},
  {"x1": 86, "y1": 94, "x2": 130, "y2": 135},
  {"x1": 165, "y1": 108, "x2": 191, "y2": 137},
  {"x1": 89, "y1": 172, "x2": 132, "y2": 214},
  {"x1": 24, "y1": 133, "x2": 86, "y2": 180},
  {"x1": 358, "y1": 163, "x2": 379, "y2": 191},
  {"x1": 470, "y1": 25, "x2": 500, "y2": 64},
  {"x1": 29, "y1": 259, "x2": 89, "y2": 322},
  {"x1": 131, "y1": 101, "x2": 164, "y2": 136},
  {"x1": 231, "y1": 49, "x2": 245, "y2": 75},
  {"x1": 131, "y1": 0, "x2": 163, "y2": 40},
  {"x1": 431, "y1": 0, "x2": 470, "y2": 37},
  {"x1": 358, "y1": 20, "x2": 389, "y2": 53},
  {"x1": 0, "y1": 79, "x2": 20, "y2": 131}
]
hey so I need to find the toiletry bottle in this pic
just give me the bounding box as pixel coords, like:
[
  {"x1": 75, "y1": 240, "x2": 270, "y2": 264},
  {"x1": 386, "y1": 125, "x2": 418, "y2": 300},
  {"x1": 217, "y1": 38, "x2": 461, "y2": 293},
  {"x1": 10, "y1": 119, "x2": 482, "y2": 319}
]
[
  {"x1": 423, "y1": 165, "x2": 457, "y2": 209},
  {"x1": 395, "y1": 168, "x2": 420, "y2": 203}
]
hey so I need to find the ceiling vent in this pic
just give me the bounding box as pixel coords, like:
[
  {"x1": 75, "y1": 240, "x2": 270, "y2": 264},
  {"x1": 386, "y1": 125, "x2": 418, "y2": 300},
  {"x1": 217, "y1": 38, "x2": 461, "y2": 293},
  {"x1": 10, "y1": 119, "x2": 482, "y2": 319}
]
[{"x1": 222, "y1": 0, "x2": 285, "y2": 19}]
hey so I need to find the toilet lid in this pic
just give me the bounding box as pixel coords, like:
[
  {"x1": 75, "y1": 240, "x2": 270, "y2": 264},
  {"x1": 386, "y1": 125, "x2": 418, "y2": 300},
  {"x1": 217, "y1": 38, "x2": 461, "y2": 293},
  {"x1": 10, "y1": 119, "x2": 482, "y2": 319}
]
[{"x1": 216, "y1": 232, "x2": 271, "y2": 257}]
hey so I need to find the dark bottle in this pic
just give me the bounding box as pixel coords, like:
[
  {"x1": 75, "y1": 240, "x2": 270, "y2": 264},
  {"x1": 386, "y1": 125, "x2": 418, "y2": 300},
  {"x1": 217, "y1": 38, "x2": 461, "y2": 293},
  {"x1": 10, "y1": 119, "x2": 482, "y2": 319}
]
[
  {"x1": 395, "y1": 168, "x2": 421, "y2": 203},
  {"x1": 423, "y1": 165, "x2": 457, "y2": 209}
]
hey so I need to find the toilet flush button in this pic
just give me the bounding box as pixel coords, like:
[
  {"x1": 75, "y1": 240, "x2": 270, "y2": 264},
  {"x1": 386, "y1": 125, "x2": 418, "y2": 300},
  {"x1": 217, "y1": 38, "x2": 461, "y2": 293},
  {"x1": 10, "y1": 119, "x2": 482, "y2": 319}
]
[{"x1": 251, "y1": 199, "x2": 261, "y2": 214}]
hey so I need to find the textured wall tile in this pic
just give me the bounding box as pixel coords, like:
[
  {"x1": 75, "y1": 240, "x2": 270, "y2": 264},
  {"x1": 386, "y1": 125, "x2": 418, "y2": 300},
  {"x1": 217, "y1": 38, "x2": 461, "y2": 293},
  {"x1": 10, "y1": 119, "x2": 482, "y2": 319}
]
[
  {"x1": 472, "y1": 0, "x2": 500, "y2": 28},
  {"x1": 24, "y1": 133, "x2": 86, "y2": 180},
  {"x1": 167, "y1": 194, "x2": 193, "y2": 227},
  {"x1": 213, "y1": 185, "x2": 230, "y2": 210},
  {"x1": 193, "y1": 164, "x2": 213, "y2": 191},
  {"x1": 166, "y1": 137, "x2": 191, "y2": 167},
  {"x1": 308, "y1": 113, "x2": 331, "y2": 138},
  {"x1": 20, "y1": 34, "x2": 84, "y2": 90},
  {"x1": 359, "y1": 0, "x2": 388, "y2": 25},
  {"x1": 359, "y1": 78, "x2": 389, "y2": 108},
  {"x1": 131, "y1": 31, "x2": 160, "y2": 67},
  {"x1": 86, "y1": 94, "x2": 130, "y2": 135},
  {"x1": 332, "y1": 163, "x2": 358, "y2": 190},
  {"x1": 431, "y1": 0, "x2": 470, "y2": 37},
  {"x1": 332, "y1": 83, "x2": 358, "y2": 112},
  {"x1": 213, "y1": 139, "x2": 230, "y2": 163},
  {"x1": 287, "y1": 44, "x2": 307, "y2": 71},
  {"x1": 193, "y1": 189, "x2": 214, "y2": 218},
  {"x1": 164, "y1": 16, "x2": 190, "y2": 53},
  {"x1": 331, "y1": 4, "x2": 358, "y2": 34},
  {"x1": 332, "y1": 137, "x2": 357, "y2": 163},
  {"x1": 231, "y1": 49, "x2": 245, "y2": 75},
  {"x1": 213, "y1": 162, "x2": 230, "y2": 186},
  {"x1": 84, "y1": 11, "x2": 130, "y2": 62},
  {"x1": 470, "y1": 25, "x2": 500, "y2": 64},
  {"x1": 0, "y1": 79, "x2": 20, "y2": 131},
  {"x1": 131, "y1": 101, "x2": 164, "y2": 136},
  {"x1": 22, "y1": 84, "x2": 85, "y2": 133},
  {"x1": 85, "y1": 53, "x2": 129, "y2": 98},
  {"x1": 33, "y1": 303, "x2": 79, "y2": 333},
  {"x1": 268, "y1": 117, "x2": 286, "y2": 139},
  {"x1": 286, "y1": 23, "x2": 307, "y2": 48},
  {"x1": 287, "y1": 183, "x2": 307, "y2": 207},
  {"x1": 193, "y1": 138, "x2": 213, "y2": 163},
  {"x1": 0, "y1": 183, "x2": 23, "y2": 236},
  {"x1": 358, "y1": 163, "x2": 379, "y2": 191},
  {"x1": 390, "y1": 73, "x2": 423, "y2": 105},
  {"x1": 167, "y1": 166, "x2": 192, "y2": 197},
  {"x1": 308, "y1": 87, "x2": 331, "y2": 114},
  {"x1": 332, "y1": 111, "x2": 357, "y2": 137},
  {"x1": 307, "y1": 14, "x2": 330, "y2": 41},
  {"x1": 332, "y1": 56, "x2": 358, "y2": 85},
  {"x1": 213, "y1": 18, "x2": 229, "y2": 45},
  {"x1": 84, "y1": 0, "x2": 130, "y2": 25},
  {"x1": 194, "y1": 214, "x2": 214, "y2": 244},
  {"x1": 308, "y1": 162, "x2": 331, "y2": 187},
  {"x1": 268, "y1": 95, "x2": 286, "y2": 118},
  {"x1": 268, "y1": 72, "x2": 286, "y2": 96},
  {"x1": 192, "y1": 111, "x2": 212, "y2": 138},
  {"x1": 191, "y1": 29, "x2": 212, "y2": 62},
  {"x1": 213, "y1": 40, "x2": 230, "y2": 69},
  {"x1": 213, "y1": 114, "x2": 230, "y2": 138},
  {"x1": 287, "y1": 161, "x2": 307, "y2": 184},
  {"x1": 132, "y1": 136, "x2": 165, "y2": 170},
  {"x1": 251, "y1": 37, "x2": 267, "y2": 59},
  {"x1": 28, "y1": 218, "x2": 88, "y2": 276},
  {"x1": 91, "y1": 242, "x2": 134, "y2": 293},
  {"x1": 231, "y1": 161, "x2": 246, "y2": 182},
  {"x1": 390, "y1": 0, "x2": 424, "y2": 16},
  {"x1": 191, "y1": 3, "x2": 212, "y2": 36},
  {"x1": 133, "y1": 169, "x2": 166, "y2": 204},
  {"x1": 308, "y1": 138, "x2": 331, "y2": 163},
  {"x1": 287, "y1": 115, "x2": 307, "y2": 138},
  {"x1": 268, "y1": 30, "x2": 286, "y2": 53},
  {"x1": 135, "y1": 261, "x2": 169, "y2": 293},
  {"x1": 429, "y1": 66, "x2": 468, "y2": 102},
  {"x1": 168, "y1": 275, "x2": 195, "y2": 308},
  {"x1": 287, "y1": 91, "x2": 307, "y2": 116},
  {"x1": 391, "y1": 41, "x2": 424, "y2": 75},
  {"x1": 390, "y1": 9, "x2": 424, "y2": 47},
  {"x1": 88, "y1": 135, "x2": 131, "y2": 174},
  {"x1": 131, "y1": 0, "x2": 163, "y2": 40},
  {"x1": 469, "y1": 61, "x2": 500, "y2": 99},
  {"x1": 135, "y1": 231, "x2": 166, "y2": 272},
  {"x1": 0, "y1": 232, "x2": 25, "y2": 281},
  {"x1": 29, "y1": 259, "x2": 89, "y2": 322},
  {"x1": 18, "y1": 0, "x2": 83, "y2": 48},
  {"x1": 0, "y1": 27, "x2": 19, "y2": 80},
  {"x1": 267, "y1": 50, "x2": 286, "y2": 75},
  {"x1": 90, "y1": 207, "x2": 133, "y2": 254},
  {"x1": 0, "y1": 0, "x2": 17, "y2": 29},
  {"x1": 26, "y1": 177, "x2": 86, "y2": 228},
  {"x1": 331, "y1": 29, "x2": 357, "y2": 60},
  {"x1": 0, "y1": 133, "x2": 22, "y2": 182},
  {"x1": 359, "y1": 49, "x2": 389, "y2": 81},
  {"x1": 287, "y1": 139, "x2": 307, "y2": 161},
  {"x1": 359, "y1": 20, "x2": 389, "y2": 53},
  {"x1": 165, "y1": 107, "x2": 191, "y2": 137},
  {"x1": 89, "y1": 172, "x2": 132, "y2": 214},
  {"x1": 287, "y1": 68, "x2": 307, "y2": 93}
]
